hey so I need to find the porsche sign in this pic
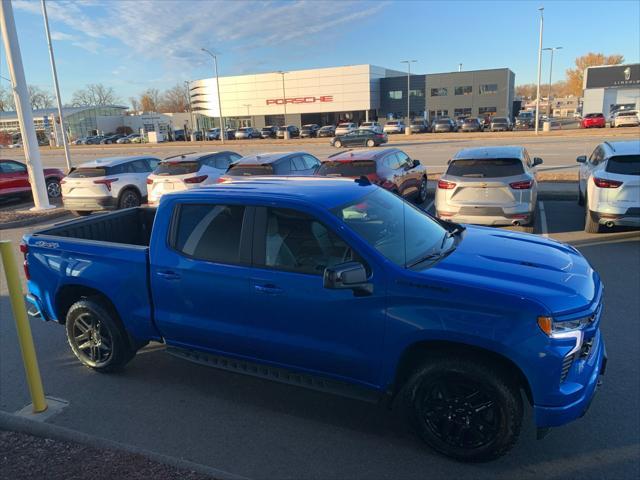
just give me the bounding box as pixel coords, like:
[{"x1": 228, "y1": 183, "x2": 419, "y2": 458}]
[{"x1": 266, "y1": 96, "x2": 334, "y2": 106}]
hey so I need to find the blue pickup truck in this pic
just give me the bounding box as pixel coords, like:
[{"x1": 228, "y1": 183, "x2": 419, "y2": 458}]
[{"x1": 23, "y1": 177, "x2": 606, "y2": 461}]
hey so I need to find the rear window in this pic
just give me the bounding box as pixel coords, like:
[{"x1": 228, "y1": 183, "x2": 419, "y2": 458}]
[
  {"x1": 463, "y1": 119, "x2": 478, "y2": 123},
  {"x1": 227, "y1": 164, "x2": 275, "y2": 176},
  {"x1": 492, "y1": 118, "x2": 508, "y2": 123},
  {"x1": 68, "y1": 167, "x2": 108, "y2": 178},
  {"x1": 386, "y1": 122, "x2": 398, "y2": 126},
  {"x1": 606, "y1": 155, "x2": 640, "y2": 175},
  {"x1": 317, "y1": 160, "x2": 376, "y2": 177},
  {"x1": 446, "y1": 158, "x2": 524, "y2": 178},
  {"x1": 617, "y1": 112, "x2": 637, "y2": 117},
  {"x1": 154, "y1": 161, "x2": 200, "y2": 176},
  {"x1": 338, "y1": 123, "x2": 352, "y2": 127},
  {"x1": 585, "y1": 113, "x2": 603, "y2": 118}
]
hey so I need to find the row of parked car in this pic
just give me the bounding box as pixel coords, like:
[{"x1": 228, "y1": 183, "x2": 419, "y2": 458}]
[
  {"x1": 580, "y1": 110, "x2": 640, "y2": 129},
  {"x1": 73, "y1": 133, "x2": 143, "y2": 145}
]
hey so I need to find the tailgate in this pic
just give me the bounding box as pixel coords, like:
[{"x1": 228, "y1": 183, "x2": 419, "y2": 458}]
[{"x1": 450, "y1": 181, "x2": 517, "y2": 205}]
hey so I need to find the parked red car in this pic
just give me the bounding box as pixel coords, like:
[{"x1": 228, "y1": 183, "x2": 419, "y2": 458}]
[
  {"x1": 0, "y1": 159, "x2": 64, "y2": 199},
  {"x1": 580, "y1": 113, "x2": 606, "y2": 129},
  {"x1": 315, "y1": 148, "x2": 428, "y2": 203}
]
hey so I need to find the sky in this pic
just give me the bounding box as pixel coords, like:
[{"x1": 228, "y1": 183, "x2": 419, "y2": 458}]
[{"x1": 1, "y1": 0, "x2": 639, "y2": 107}]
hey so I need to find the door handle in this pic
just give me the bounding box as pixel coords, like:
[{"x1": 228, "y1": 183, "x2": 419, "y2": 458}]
[
  {"x1": 156, "y1": 270, "x2": 181, "y2": 280},
  {"x1": 254, "y1": 284, "x2": 283, "y2": 295}
]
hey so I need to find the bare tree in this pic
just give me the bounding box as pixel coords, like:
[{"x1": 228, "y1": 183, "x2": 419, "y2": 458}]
[
  {"x1": 71, "y1": 83, "x2": 121, "y2": 106},
  {"x1": 159, "y1": 83, "x2": 189, "y2": 113},
  {"x1": 28, "y1": 85, "x2": 55, "y2": 110},
  {"x1": 139, "y1": 88, "x2": 161, "y2": 112},
  {"x1": 0, "y1": 86, "x2": 15, "y2": 111},
  {"x1": 129, "y1": 96, "x2": 140, "y2": 112}
]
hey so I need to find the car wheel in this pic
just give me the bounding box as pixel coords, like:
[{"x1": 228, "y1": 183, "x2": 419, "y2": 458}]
[
  {"x1": 403, "y1": 357, "x2": 523, "y2": 462},
  {"x1": 45, "y1": 178, "x2": 61, "y2": 198},
  {"x1": 65, "y1": 298, "x2": 136, "y2": 372},
  {"x1": 118, "y1": 188, "x2": 141, "y2": 209},
  {"x1": 416, "y1": 177, "x2": 428, "y2": 204},
  {"x1": 334, "y1": 140, "x2": 342, "y2": 148},
  {"x1": 577, "y1": 183, "x2": 585, "y2": 206},
  {"x1": 366, "y1": 139, "x2": 375, "y2": 147},
  {"x1": 584, "y1": 203, "x2": 602, "y2": 233}
]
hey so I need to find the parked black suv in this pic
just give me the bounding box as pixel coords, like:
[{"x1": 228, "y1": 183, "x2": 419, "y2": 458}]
[{"x1": 300, "y1": 124, "x2": 320, "y2": 138}]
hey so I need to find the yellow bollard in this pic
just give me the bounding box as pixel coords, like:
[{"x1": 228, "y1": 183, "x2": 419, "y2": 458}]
[{"x1": 0, "y1": 240, "x2": 47, "y2": 413}]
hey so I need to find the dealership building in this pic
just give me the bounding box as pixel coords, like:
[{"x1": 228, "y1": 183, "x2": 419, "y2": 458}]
[
  {"x1": 189, "y1": 64, "x2": 516, "y2": 128},
  {"x1": 582, "y1": 63, "x2": 640, "y2": 117}
]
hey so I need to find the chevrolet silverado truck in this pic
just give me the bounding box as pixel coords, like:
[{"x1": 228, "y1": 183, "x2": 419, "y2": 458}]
[{"x1": 23, "y1": 177, "x2": 606, "y2": 462}]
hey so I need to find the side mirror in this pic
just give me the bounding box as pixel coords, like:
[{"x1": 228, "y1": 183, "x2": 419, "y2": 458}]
[
  {"x1": 412, "y1": 159, "x2": 420, "y2": 168},
  {"x1": 576, "y1": 155, "x2": 587, "y2": 163},
  {"x1": 533, "y1": 157, "x2": 543, "y2": 166},
  {"x1": 323, "y1": 261, "x2": 372, "y2": 296}
]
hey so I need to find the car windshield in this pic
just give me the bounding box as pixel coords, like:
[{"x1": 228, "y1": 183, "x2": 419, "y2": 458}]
[
  {"x1": 338, "y1": 123, "x2": 352, "y2": 127},
  {"x1": 332, "y1": 189, "x2": 448, "y2": 268},
  {"x1": 320, "y1": 127, "x2": 332, "y2": 130},
  {"x1": 226, "y1": 164, "x2": 274, "y2": 176},
  {"x1": 492, "y1": 118, "x2": 507, "y2": 123},
  {"x1": 317, "y1": 160, "x2": 376, "y2": 177},
  {"x1": 606, "y1": 155, "x2": 640, "y2": 175},
  {"x1": 68, "y1": 167, "x2": 108, "y2": 178},
  {"x1": 154, "y1": 161, "x2": 200, "y2": 175},
  {"x1": 447, "y1": 158, "x2": 524, "y2": 177}
]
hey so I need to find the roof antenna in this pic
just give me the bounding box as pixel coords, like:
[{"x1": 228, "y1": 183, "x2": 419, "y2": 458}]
[{"x1": 355, "y1": 176, "x2": 371, "y2": 186}]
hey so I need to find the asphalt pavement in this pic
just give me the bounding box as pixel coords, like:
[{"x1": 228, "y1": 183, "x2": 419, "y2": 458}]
[{"x1": 0, "y1": 198, "x2": 638, "y2": 479}]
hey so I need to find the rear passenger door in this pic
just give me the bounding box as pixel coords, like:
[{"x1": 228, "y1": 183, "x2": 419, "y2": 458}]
[{"x1": 150, "y1": 202, "x2": 254, "y2": 355}]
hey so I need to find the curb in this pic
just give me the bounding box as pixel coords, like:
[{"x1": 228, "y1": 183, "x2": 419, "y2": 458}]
[
  {"x1": 0, "y1": 410, "x2": 250, "y2": 480},
  {"x1": 0, "y1": 209, "x2": 70, "y2": 231}
]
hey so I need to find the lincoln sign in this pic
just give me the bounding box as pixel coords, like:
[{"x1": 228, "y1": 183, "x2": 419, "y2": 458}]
[{"x1": 266, "y1": 96, "x2": 334, "y2": 105}]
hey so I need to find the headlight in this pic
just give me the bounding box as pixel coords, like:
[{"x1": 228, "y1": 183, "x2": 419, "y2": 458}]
[{"x1": 537, "y1": 315, "x2": 592, "y2": 336}]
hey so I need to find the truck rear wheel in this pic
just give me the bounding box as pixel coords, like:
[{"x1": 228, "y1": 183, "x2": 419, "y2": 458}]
[
  {"x1": 65, "y1": 299, "x2": 136, "y2": 372},
  {"x1": 403, "y1": 357, "x2": 523, "y2": 462}
]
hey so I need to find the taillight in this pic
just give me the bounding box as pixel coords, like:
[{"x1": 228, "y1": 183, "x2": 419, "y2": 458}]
[
  {"x1": 593, "y1": 177, "x2": 623, "y2": 188},
  {"x1": 93, "y1": 178, "x2": 118, "y2": 191},
  {"x1": 215, "y1": 176, "x2": 230, "y2": 184},
  {"x1": 509, "y1": 180, "x2": 533, "y2": 189},
  {"x1": 438, "y1": 180, "x2": 456, "y2": 189},
  {"x1": 146, "y1": 178, "x2": 153, "y2": 185},
  {"x1": 184, "y1": 174, "x2": 208, "y2": 184},
  {"x1": 19, "y1": 243, "x2": 30, "y2": 280}
]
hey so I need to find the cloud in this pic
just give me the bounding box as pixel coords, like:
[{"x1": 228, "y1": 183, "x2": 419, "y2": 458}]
[{"x1": 50, "y1": 31, "x2": 76, "y2": 41}]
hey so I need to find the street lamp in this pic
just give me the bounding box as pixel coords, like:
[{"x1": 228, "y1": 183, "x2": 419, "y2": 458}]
[
  {"x1": 184, "y1": 80, "x2": 195, "y2": 140},
  {"x1": 201, "y1": 48, "x2": 224, "y2": 143},
  {"x1": 400, "y1": 60, "x2": 417, "y2": 131},
  {"x1": 534, "y1": 7, "x2": 544, "y2": 134},
  {"x1": 543, "y1": 46, "x2": 563, "y2": 118},
  {"x1": 277, "y1": 71, "x2": 289, "y2": 138}
]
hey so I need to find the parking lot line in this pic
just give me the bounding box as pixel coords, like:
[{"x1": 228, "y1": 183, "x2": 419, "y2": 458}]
[{"x1": 539, "y1": 201, "x2": 549, "y2": 237}]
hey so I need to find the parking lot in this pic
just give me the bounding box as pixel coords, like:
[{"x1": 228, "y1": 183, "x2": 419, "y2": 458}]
[{"x1": 1, "y1": 190, "x2": 638, "y2": 479}]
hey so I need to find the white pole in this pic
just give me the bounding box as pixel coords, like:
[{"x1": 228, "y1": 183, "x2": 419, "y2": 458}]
[
  {"x1": 213, "y1": 54, "x2": 224, "y2": 144},
  {"x1": 401, "y1": 60, "x2": 417, "y2": 131},
  {"x1": 0, "y1": 0, "x2": 52, "y2": 210},
  {"x1": 534, "y1": 7, "x2": 544, "y2": 134},
  {"x1": 41, "y1": 0, "x2": 71, "y2": 172}
]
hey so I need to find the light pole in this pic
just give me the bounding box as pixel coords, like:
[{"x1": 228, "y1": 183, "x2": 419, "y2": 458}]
[
  {"x1": 458, "y1": 63, "x2": 462, "y2": 72},
  {"x1": 277, "y1": 71, "x2": 289, "y2": 138},
  {"x1": 184, "y1": 80, "x2": 194, "y2": 141},
  {"x1": 534, "y1": 7, "x2": 544, "y2": 134},
  {"x1": 543, "y1": 46, "x2": 562, "y2": 118},
  {"x1": 201, "y1": 48, "x2": 224, "y2": 143},
  {"x1": 41, "y1": 0, "x2": 71, "y2": 171},
  {"x1": 400, "y1": 60, "x2": 417, "y2": 131}
]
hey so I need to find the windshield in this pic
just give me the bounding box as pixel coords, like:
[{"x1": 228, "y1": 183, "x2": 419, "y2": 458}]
[
  {"x1": 317, "y1": 160, "x2": 376, "y2": 177},
  {"x1": 154, "y1": 161, "x2": 200, "y2": 175},
  {"x1": 68, "y1": 167, "x2": 108, "y2": 178},
  {"x1": 332, "y1": 189, "x2": 447, "y2": 268},
  {"x1": 226, "y1": 164, "x2": 274, "y2": 176},
  {"x1": 492, "y1": 118, "x2": 507, "y2": 123},
  {"x1": 606, "y1": 155, "x2": 640, "y2": 175},
  {"x1": 436, "y1": 120, "x2": 450, "y2": 125},
  {"x1": 447, "y1": 158, "x2": 524, "y2": 177}
]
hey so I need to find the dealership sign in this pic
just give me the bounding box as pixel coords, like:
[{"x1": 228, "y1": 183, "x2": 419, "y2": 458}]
[
  {"x1": 266, "y1": 96, "x2": 333, "y2": 105},
  {"x1": 585, "y1": 64, "x2": 640, "y2": 89}
]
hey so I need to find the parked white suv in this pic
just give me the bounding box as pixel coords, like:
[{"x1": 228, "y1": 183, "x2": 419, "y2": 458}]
[
  {"x1": 334, "y1": 123, "x2": 356, "y2": 136},
  {"x1": 146, "y1": 151, "x2": 242, "y2": 205},
  {"x1": 612, "y1": 110, "x2": 640, "y2": 128},
  {"x1": 360, "y1": 121, "x2": 383, "y2": 133},
  {"x1": 62, "y1": 156, "x2": 160, "y2": 215},
  {"x1": 383, "y1": 121, "x2": 406, "y2": 134},
  {"x1": 577, "y1": 140, "x2": 640, "y2": 233}
]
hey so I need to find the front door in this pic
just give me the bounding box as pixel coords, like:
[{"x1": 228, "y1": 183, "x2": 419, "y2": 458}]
[
  {"x1": 150, "y1": 202, "x2": 254, "y2": 356},
  {"x1": 244, "y1": 206, "x2": 387, "y2": 387}
]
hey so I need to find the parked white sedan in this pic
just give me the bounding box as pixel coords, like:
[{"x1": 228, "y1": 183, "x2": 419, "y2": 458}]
[{"x1": 146, "y1": 151, "x2": 242, "y2": 205}]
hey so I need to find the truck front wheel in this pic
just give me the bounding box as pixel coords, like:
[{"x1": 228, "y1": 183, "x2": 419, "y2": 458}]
[
  {"x1": 404, "y1": 358, "x2": 523, "y2": 462},
  {"x1": 65, "y1": 299, "x2": 135, "y2": 372}
]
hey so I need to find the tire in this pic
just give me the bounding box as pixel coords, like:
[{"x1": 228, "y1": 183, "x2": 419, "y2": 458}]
[
  {"x1": 46, "y1": 178, "x2": 61, "y2": 198},
  {"x1": 416, "y1": 177, "x2": 428, "y2": 204},
  {"x1": 403, "y1": 357, "x2": 523, "y2": 462},
  {"x1": 118, "y1": 188, "x2": 141, "y2": 209},
  {"x1": 334, "y1": 140, "x2": 342, "y2": 148},
  {"x1": 584, "y1": 203, "x2": 602, "y2": 233},
  {"x1": 577, "y1": 183, "x2": 585, "y2": 206},
  {"x1": 366, "y1": 139, "x2": 375, "y2": 147},
  {"x1": 65, "y1": 298, "x2": 136, "y2": 372}
]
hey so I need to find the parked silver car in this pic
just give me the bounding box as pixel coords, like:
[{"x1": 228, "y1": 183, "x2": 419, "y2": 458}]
[{"x1": 435, "y1": 146, "x2": 542, "y2": 232}]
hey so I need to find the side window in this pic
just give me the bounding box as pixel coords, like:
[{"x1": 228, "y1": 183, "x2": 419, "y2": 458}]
[
  {"x1": 0, "y1": 161, "x2": 27, "y2": 173},
  {"x1": 589, "y1": 147, "x2": 603, "y2": 165},
  {"x1": 229, "y1": 153, "x2": 242, "y2": 163},
  {"x1": 385, "y1": 153, "x2": 401, "y2": 170},
  {"x1": 396, "y1": 151, "x2": 411, "y2": 167},
  {"x1": 173, "y1": 204, "x2": 246, "y2": 264},
  {"x1": 130, "y1": 160, "x2": 149, "y2": 173},
  {"x1": 146, "y1": 158, "x2": 160, "y2": 171},
  {"x1": 302, "y1": 155, "x2": 320, "y2": 170},
  {"x1": 274, "y1": 160, "x2": 292, "y2": 175},
  {"x1": 290, "y1": 156, "x2": 307, "y2": 171},
  {"x1": 262, "y1": 208, "x2": 359, "y2": 275},
  {"x1": 214, "y1": 154, "x2": 233, "y2": 170}
]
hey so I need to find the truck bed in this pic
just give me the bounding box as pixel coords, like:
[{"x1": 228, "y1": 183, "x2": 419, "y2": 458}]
[{"x1": 37, "y1": 207, "x2": 156, "y2": 246}]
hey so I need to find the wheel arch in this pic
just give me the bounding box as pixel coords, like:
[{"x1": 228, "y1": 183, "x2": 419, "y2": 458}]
[
  {"x1": 391, "y1": 340, "x2": 533, "y2": 405},
  {"x1": 55, "y1": 284, "x2": 118, "y2": 326},
  {"x1": 116, "y1": 184, "x2": 144, "y2": 203}
]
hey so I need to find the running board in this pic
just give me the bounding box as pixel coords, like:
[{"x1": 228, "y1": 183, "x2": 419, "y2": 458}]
[{"x1": 166, "y1": 346, "x2": 381, "y2": 404}]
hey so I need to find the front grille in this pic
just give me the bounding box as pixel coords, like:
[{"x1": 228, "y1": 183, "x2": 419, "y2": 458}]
[
  {"x1": 459, "y1": 206, "x2": 505, "y2": 216},
  {"x1": 560, "y1": 353, "x2": 574, "y2": 382},
  {"x1": 580, "y1": 337, "x2": 595, "y2": 360}
]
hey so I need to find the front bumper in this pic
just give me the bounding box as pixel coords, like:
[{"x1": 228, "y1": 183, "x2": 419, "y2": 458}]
[{"x1": 62, "y1": 196, "x2": 116, "y2": 211}]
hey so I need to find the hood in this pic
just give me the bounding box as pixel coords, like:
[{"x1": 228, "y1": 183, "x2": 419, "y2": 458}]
[{"x1": 425, "y1": 226, "x2": 599, "y2": 315}]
